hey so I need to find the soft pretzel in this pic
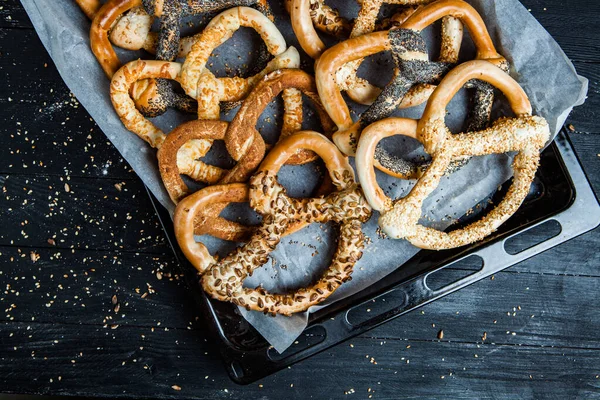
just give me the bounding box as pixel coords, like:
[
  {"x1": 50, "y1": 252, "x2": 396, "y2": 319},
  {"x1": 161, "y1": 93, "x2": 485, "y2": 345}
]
[
  {"x1": 356, "y1": 60, "x2": 550, "y2": 250},
  {"x1": 288, "y1": 0, "x2": 453, "y2": 106},
  {"x1": 91, "y1": 0, "x2": 276, "y2": 118},
  {"x1": 180, "y1": 6, "x2": 300, "y2": 119},
  {"x1": 284, "y1": 0, "x2": 351, "y2": 38},
  {"x1": 90, "y1": 0, "x2": 273, "y2": 77},
  {"x1": 74, "y1": 0, "x2": 102, "y2": 19},
  {"x1": 316, "y1": 0, "x2": 506, "y2": 177},
  {"x1": 158, "y1": 69, "x2": 336, "y2": 204},
  {"x1": 175, "y1": 132, "x2": 372, "y2": 316},
  {"x1": 110, "y1": 60, "x2": 219, "y2": 183},
  {"x1": 225, "y1": 69, "x2": 336, "y2": 166},
  {"x1": 157, "y1": 119, "x2": 265, "y2": 205}
]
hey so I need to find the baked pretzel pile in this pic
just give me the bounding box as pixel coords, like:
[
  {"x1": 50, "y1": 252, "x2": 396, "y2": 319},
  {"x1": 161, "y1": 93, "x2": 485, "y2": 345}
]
[{"x1": 77, "y1": 0, "x2": 550, "y2": 315}]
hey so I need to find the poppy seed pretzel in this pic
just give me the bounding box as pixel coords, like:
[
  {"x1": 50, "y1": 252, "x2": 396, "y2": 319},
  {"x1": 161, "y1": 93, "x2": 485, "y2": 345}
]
[
  {"x1": 287, "y1": 0, "x2": 452, "y2": 106},
  {"x1": 180, "y1": 6, "x2": 301, "y2": 119},
  {"x1": 316, "y1": 0, "x2": 506, "y2": 178},
  {"x1": 357, "y1": 60, "x2": 550, "y2": 251},
  {"x1": 90, "y1": 0, "x2": 272, "y2": 76},
  {"x1": 188, "y1": 132, "x2": 371, "y2": 316},
  {"x1": 344, "y1": 2, "x2": 464, "y2": 105},
  {"x1": 111, "y1": 60, "x2": 219, "y2": 183}
]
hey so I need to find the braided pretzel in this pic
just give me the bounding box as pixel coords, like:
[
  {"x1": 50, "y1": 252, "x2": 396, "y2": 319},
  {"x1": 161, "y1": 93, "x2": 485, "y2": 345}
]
[
  {"x1": 158, "y1": 69, "x2": 336, "y2": 204},
  {"x1": 180, "y1": 7, "x2": 300, "y2": 119},
  {"x1": 356, "y1": 60, "x2": 550, "y2": 250},
  {"x1": 174, "y1": 132, "x2": 372, "y2": 315},
  {"x1": 110, "y1": 60, "x2": 218, "y2": 183},
  {"x1": 316, "y1": 0, "x2": 506, "y2": 176}
]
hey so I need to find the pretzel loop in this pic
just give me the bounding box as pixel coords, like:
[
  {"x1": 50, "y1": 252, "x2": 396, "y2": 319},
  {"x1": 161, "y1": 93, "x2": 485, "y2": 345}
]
[
  {"x1": 189, "y1": 132, "x2": 371, "y2": 316},
  {"x1": 355, "y1": 118, "x2": 420, "y2": 212},
  {"x1": 317, "y1": 0, "x2": 508, "y2": 179},
  {"x1": 180, "y1": 6, "x2": 301, "y2": 113},
  {"x1": 174, "y1": 184, "x2": 249, "y2": 273},
  {"x1": 370, "y1": 61, "x2": 550, "y2": 250},
  {"x1": 110, "y1": 60, "x2": 216, "y2": 183},
  {"x1": 249, "y1": 131, "x2": 357, "y2": 215},
  {"x1": 225, "y1": 69, "x2": 336, "y2": 165},
  {"x1": 91, "y1": 0, "x2": 142, "y2": 78}
]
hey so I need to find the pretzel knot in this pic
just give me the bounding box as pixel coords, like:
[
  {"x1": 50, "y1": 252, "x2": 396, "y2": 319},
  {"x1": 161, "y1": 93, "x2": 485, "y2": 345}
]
[
  {"x1": 110, "y1": 60, "x2": 217, "y2": 183},
  {"x1": 316, "y1": 0, "x2": 507, "y2": 179},
  {"x1": 175, "y1": 132, "x2": 371, "y2": 316},
  {"x1": 75, "y1": 0, "x2": 102, "y2": 19},
  {"x1": 158, "y1": 69, "x2": 335, "y2": 205},
  {"x1": 90, "y1": 0, "x2": 273, "y2": 74},
  {"x1": 180, "y1": 6, "x2": 300, "y2": 119},
  {"x1": 288, "y1": 0, "x2": 454, "y2": 105},
  {"x1": 356, "y1": 60, "x2": 550, "y2": 251}
]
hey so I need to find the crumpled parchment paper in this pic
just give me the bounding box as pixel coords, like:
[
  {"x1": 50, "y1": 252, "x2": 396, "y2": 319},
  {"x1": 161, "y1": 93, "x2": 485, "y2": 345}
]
[{"x1": 21, "y1": 0, "x2": 587, "y2": 352}]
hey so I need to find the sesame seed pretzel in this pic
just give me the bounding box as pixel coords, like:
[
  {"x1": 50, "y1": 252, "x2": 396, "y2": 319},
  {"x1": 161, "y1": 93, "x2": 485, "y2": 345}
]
[
  {"x1": 284, "y1": 0, "x2": 351, "y2": 39},
  {"x1": 157, "y1": 69, "x2": 336, "y2": 204},
  {"x1": 356, "y1": 61, "x2": 550, "y2": 250},
  {"x1": 91, "y1": 0, "x2": 275, "y2": 118},
  {"x1": 180, "y1": 6, "x2": 300, "y2": 119},
  {"x1": 110, "y1": 60, "x2": 217, "y2": 183},
  {"x1": 74, "y1": 0, "x2": 102, "y2": 19},
  {"x1": 316, "y1": 0, "x2": 506, "y2": 177},
  {"x1": 175, "y1": 132, "x2": 372, "y2": 316}
]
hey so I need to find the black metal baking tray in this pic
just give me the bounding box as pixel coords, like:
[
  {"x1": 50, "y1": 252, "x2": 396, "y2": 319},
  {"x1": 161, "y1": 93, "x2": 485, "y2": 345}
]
[{"x1": 147, "y1": 130, "x2": 600, "y2": 384}]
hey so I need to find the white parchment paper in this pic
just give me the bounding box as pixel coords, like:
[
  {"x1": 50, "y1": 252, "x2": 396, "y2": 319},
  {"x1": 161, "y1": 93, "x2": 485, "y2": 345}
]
[{"x1": 21, "y1": 0, "x2": 587, "y2": 352}]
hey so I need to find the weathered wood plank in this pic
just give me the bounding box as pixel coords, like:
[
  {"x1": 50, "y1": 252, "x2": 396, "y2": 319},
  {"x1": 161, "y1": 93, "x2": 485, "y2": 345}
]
[
  {"x1": 0, "y1": 29, "x2": 134, "y2": 180},
  {"x1": 1, "y1": 321, "x2": 599, "y2": 399},
  {"x1": 0, "y1": 174, "x2": 170, "y2": 254},
  {"x1": 2, "y1": 243, "x2": 600, "y2": 350},
  {"x1": 360, "y1": 269, "x2": 600, "y2": 350}
]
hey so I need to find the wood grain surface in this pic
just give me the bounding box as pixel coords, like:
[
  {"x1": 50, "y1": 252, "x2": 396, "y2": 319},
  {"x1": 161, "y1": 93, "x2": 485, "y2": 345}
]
[{"x1": 0, "y1": 0, "x2": 599, "y2": 398}]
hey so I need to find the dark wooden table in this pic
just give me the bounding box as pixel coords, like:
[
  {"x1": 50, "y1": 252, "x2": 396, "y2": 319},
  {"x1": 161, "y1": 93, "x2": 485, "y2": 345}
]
[{"x1": 1, "y1": 0, "x2": 599, "y2": 399}]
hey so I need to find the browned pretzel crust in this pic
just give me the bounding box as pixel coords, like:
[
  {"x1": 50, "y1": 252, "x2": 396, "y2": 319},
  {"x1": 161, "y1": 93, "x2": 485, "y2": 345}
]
[
  {"x1": 110, "y1": 60, "x2": 217, "y2": 183},
  {"x1": 158, "y1": 69, "x2": 337, "y2": 204},
  {"x1": 74, "y1": 0, "x2": 102, "y2": 19},
  {"x1": 316, "y1": 0, "x2": 506, "y2": 178},
  {"x1": 225, "y1": 69, "x2": 336, "y2": 166}
]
